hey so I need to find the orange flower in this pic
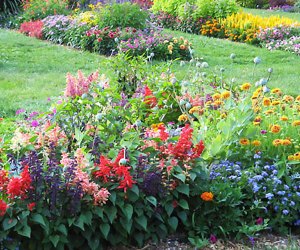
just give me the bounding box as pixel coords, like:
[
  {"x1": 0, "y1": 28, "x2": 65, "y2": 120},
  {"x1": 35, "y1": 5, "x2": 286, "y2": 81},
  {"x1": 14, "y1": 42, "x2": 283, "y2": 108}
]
[
  {"x1": 263, "y1": 98, "x2": 271, "y2": 106},
  {"x1": 296, "y1": 95, "x2": 300, "y2": 102},
  {"x1": 201, "y1": 192, "x2": 214, "y2": 201},
  {"x1": 272, "y1": 139, "x2": 282, "y2": 146},
  {"x1": 280, "y1": 116, "x2": 288, "y2": 121},
  {"x1": 252, "y1": 140, "x2": 261, "y2": 146},
  {"x1": 271, "y1": 100, "x2": 281, "y2": 106},
  {"x1": 212, "y1": 93, "x2": 221, "y2": 101},
  {"x1": 270, "y1": 124, "x2": 281, "y2": 133},
  {"x1": 281, "y1": 139, "x2": 292, "y2": 146},
  {"x1": 178, "y1": 114, "x2": 188, "y2": 122},
  {"x1": 283, "y1": 95, "x2": 294, "y2": 103},
  {"x1": 240, "y1": 82, "x2": 251, "y2": 91},
  {"x1": 264, "y1": 109, "x2": 274, "y2": 115},
  {"x1": 271, "y1": 88, "x2": 282, "y2": 96},
  {"x1": 221, "y1": 91, "x2": 231, "y2": 100},
  {"x1": 292, "y1": 120, "x2": 300, "y2": 126},
  {"x1": 180, "y1": 44, "x2": 186, "y2": 50},
  {"x1": 240, "y1": 138, "x2": 250, "y2": 145}
]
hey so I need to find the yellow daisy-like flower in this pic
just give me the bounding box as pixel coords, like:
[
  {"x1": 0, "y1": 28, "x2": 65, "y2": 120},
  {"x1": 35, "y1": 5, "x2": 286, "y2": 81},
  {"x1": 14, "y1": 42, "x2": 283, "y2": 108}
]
[
  {"x1": 270, "y1": 124, "x2": 281, "y2": 133},
  {"x1": 178, "y1": 114, "x2": 189, "y2": 122},
  {"x1": 180, "y1": 44, "x2": 186, "y2": 50},
  {"x1": 281, "y1": 139, "x2": 292, "y2": 146},
  {"x1": 292, "y1": 120, "x2": 300, "y2": 126},
  {"x1": 212, "y1": 93, "x2": 221, "y2": 101},
  {"x1": 271, "y1": 100, "x2": 281, "y2": 106},
  {"x1": 189, "y1": 106, "x2": 202, "y2": 114},
  {"x1": 272, "y1": 139, "x2": 282, "y2": 146},
  {"x1": 221, "y1": 91, "x2": 231, "y2": 100},
  {"x1": 288, "y1": 155, "x2": 295, "y2": 161},
  {"x1": 168, "y1": 44, "x2": 173, "y2": 51},
  {"x1": 151, "y1": 123, "x2": 164, "y2": 131},
  {"x1": 263, "y1": 98, "x2": 271, "y2": 106},
  {"x1": 280, "y1": 116, "x2": 288, "y2": 121},
  {"x1": 296, "y1": 95, "x2": 300, "y2": 102},
  {"x1": 239, "y1": 138, "x2": 250, "y2": 145},
  {"x1": 283, "y1": 95, "x2": 294, "y2": 103},
  {"x1": 271, "y1": 88, "x2": 282, "y2": 95},
  {"x1": 252, "y1": 140, "x2": 261, "y2": 146},
  {"x1": 213, "y1": 100, "x2": 223, "y2": 106},
  {"x1": 240, "y1": 82, "x2": 251, "y2": 91},
  {"x1": 220, "y1": 113, "x2": 227, "y2": 119},
  {"x1": 264, "y1": 109, "x2": 274, "y2": 115},
  {"x1": 205, "y1": 101, "x2": 212, "y2": 106}
]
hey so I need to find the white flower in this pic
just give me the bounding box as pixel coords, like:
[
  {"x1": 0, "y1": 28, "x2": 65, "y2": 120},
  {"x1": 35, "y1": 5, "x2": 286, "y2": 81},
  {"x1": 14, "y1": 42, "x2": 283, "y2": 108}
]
[{"x1": 253, "y1": 57, "x2": 261, "y2": 64}]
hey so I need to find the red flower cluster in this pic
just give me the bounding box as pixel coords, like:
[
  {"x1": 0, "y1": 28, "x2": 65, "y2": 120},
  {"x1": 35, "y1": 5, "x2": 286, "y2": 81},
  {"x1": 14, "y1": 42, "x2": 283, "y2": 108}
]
[
  {"x1": 0, "y1": 200, "x2": 8, "y2": 216},
  {"x1": 167, "y1": 124, "x2": 205, "y2": 160},
  {"x1": 144, "y1": 85, "x2": 157, "y2": 108},
  {"x1": 19, "y1": 20, "x2": 44, "y2": 39},
  {"x1": 0, "y1": 169, "x2": 9, "y2": 192},
  {"x1": 6, "y1": 166, "x2": 32, "y2": 199},
  {"x1": 158, "y1": 124, "x2": 169, "y2": 141},
  {"x1": 93, "y1": 150, "x2": 136, "y2": 192},
  {"x1": 133, "y1": 0, "x2": 153, "y2": 9}
]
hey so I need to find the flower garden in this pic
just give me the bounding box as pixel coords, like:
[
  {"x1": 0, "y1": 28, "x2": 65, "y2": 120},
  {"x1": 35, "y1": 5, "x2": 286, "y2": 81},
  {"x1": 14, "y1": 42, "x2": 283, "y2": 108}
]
[{"x1": 0, "y1": 0, "x2": 300, "y2": 249}]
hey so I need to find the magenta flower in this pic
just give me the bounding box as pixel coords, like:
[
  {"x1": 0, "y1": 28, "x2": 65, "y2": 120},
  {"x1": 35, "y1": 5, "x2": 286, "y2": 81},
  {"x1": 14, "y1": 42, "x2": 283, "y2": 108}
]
[
  {"x1": 16, "y1": 109, "x2": 25, "y2": 115},
  {"x1": 256, "y1": 217, "x2": 263, "y2": 225},
  {"x1": 209, "y1": 234, "x2": 217, "y2": 244},
  {"x1": 31, "y1": 120, "x2": 39, "y2": 127},
  {"x1": 261, "y1": 130, "x2": 267, "y2": 134}
]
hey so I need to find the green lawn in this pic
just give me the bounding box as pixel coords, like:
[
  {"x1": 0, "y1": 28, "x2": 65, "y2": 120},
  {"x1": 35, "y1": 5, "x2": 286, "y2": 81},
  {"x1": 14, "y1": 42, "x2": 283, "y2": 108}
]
[
  {"x1": 0, "y1": 28, "x2": 300, "y2": 118},
  {"x1": 243, "y1": 7, "x2": 300, "y2": 22}
]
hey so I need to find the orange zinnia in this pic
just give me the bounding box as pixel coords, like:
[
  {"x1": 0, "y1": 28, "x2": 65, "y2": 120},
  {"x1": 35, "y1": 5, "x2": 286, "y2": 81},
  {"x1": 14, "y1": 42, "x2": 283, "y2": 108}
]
[{"x1": 201, "y1": 192, "x2": 214, "y2": 201}]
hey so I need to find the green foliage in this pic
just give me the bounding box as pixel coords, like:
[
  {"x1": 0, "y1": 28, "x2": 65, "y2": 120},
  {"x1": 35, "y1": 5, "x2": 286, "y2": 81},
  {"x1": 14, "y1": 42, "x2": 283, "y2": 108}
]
[
  {"x1": 21, "y1": 0, "x2": 70, "y2": 21},
  {"x1": 152, "y1": 0, "x2": 196, "y2": 16},
  {"x1": 97, "y1": 3, "x2": 149, "y2": 29},
  {"x1": 0, "y1": 0, "x2": 22, "y2": 14},
  {"x1": 236, "y1": 0, "x2": 269, "y2": 8},
  {"x1": 193, "y1": 0, "x2": 239, "y2": 19}
]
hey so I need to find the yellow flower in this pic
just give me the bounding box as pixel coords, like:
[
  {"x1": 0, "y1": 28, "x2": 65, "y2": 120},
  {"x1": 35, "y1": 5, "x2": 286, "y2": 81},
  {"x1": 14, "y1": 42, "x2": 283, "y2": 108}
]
[
  {"x1": 288, "y1": 155, "x2": 295, "y2": 161},
  {"x1": 178, "y1": 114, "x2": 188, "y2": 122},
  {"x1": 283, "y1": 95, "x2": 294, "y2": 103},
  {"x1": 240, "y1": 138, "x2": 250, "y2": 145},
  {"x1": 263, "y1": 98, "x2": 271, "y2": 106},
  {"x1": 220, "y1": 113, "x2": 227, "y2": 119},
  {"x1": 180, "y1": 44, "x2": 186, "y2": 50},
  {"x1": 173, "y1": 38, "x2": 178, "y2": 43},
  {"x1": 189, "y1": 106, "x2": 203, "y2": 115},
  {"x1": 221, "y1": 91, "x2": 231, "y2": 100},
  {"x1": 271, "y1": 100, "x2": 281, "y2": 106},
  {"x1": 212, "y1": 93, "x2": 221, "y2": 101},
  {"x1": 252, "y1": 140, "x2": 261, "y2": 146},
  {"x1": 294, "y1": 152, "x2": 300, "y2": 160},
  {"x1": 280, "y1": 116, "x2": 288, "y2": 121},
  {"x1": 270, "y1": 124, "x2": 281, "y2": 133},
  {"x1": 281, "y1": 139, "x2": 292, "y2": 146},
  {"x1": 296, "y1": 95, "x2": 300, "y2": 102},
  {"x1": 264, "y1": 109, "x2": 274, "y2": 115},
  {"x1": 271, "y1": 88, "x2": 282, "y2": 95},
  {"x1": 168, "y1": 44, "x2": 173, "y2": 51},
  {"x1": 292, "y1": 120, "x2": 300, "y2": 126},
  {"x1": 272, "y1": 139, "x2": 282, "y2": 146},
  {"x1": 240, "y1": 82, "x2": 251, "y2": 91}
]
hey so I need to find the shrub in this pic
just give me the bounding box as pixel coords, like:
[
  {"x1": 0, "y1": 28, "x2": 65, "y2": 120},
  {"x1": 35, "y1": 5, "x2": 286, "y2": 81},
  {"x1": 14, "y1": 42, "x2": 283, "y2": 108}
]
[
  {"x1": 151, "y1": 0, "x2": 195, "y2": 16},
  {"x1": 19, "y1": 20, "x2": 43, "y2": 38},
  {"x1": 97, "y1": 2, "x2": 149, "y2": 29},
  {"x1": 269, "y1": 0, "x2": 289, "y2": 7},
  {"x1": 22, "y1": 0, "x2": 70, "y2": 21},
  {"x1": 193, "y1": 0, "x2": 239, "y2": 19},
  {"x1": 235, "y1": 0, "x2": 269, "y2": 8}
]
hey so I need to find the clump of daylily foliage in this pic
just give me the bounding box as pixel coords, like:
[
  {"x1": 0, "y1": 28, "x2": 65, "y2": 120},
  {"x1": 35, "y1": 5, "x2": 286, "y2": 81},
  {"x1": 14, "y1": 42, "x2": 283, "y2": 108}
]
[{"x1": 0, "y1": 53, "x2": 300, "y2": 249}]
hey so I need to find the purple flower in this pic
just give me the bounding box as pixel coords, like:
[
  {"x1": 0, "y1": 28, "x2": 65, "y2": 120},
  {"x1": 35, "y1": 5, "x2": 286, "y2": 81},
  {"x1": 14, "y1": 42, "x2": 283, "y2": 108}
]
[
  {"x1": 209, "y1": 234, "x2": 217, "y2": 244},
  {"x1": 260, "y1": 130, "x2": 267, "y2": 134},
  {"x1": 31, "y1": 120, "x2": 39, "y2": 127},
  {"x1": 256, "y1": 217, "x2": 263, "y2": 225},
  {"x1": 16, "y1": 109, "x2": 25, "y2": 115},
  {"x1": 282, "y1": 209, "x2": 289, "y2": 215}
]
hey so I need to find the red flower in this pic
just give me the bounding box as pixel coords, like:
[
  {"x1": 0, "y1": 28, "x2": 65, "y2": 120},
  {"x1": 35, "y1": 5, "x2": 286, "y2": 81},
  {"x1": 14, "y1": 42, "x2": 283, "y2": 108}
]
[
  {"x1": 172, "y1": 200, "x2": 178, "y2": 208},
  {"x1": 7, "y1": 166, "x2": 32, "y2": 199},
  {"x1": 256, "y1": 217, "x2": 263, "y2": 225},
  {"x1": 0, "y1": 200, "x2": 8, "y2": 216},
  {"x1": 0, "y1": 169, "x2": 9, "y2": 192},
  {"x1": 158, "y1": 124, "x2": 169, "y2": 141},
  {"x1": 19, "y1": 20, "x2": 43, "y2": 39},
  {"x1": 27, "y1": 202, "x2": 36, "y2": 211},
  {"x1": 144, "y1": 85, "x2": 157, "y2": 108}
]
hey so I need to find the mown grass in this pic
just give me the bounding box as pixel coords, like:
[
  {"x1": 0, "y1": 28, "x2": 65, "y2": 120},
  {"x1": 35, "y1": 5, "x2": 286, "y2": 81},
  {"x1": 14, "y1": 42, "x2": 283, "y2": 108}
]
[
  {"x1": 243, "y1": 7, "x2": 300, "y2": 22},
  {"x1": 0, "y1": 27, "x2": 299, "y2": 118}
]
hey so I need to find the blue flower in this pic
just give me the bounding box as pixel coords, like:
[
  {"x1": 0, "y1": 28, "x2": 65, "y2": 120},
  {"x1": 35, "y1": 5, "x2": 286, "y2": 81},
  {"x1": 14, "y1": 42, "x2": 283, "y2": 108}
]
[
  {"x1": 282, "y1": 210, "x2": 289, "y2": 215},
  {"x1": 290, "y1": 201, "x2": 295, "y2": 206},
  {"x1": 284, "y1": 185, "x2": 290, "y2": 190},
  {"x1": 294, "y1": 220, "x2": 300, "y2": 226},
  {"x1": 266, "y1": 193, "x2": 274, "y2": 200},
  {"x1": 277, "y1": 191, "x2": 285, "y2": 196}
]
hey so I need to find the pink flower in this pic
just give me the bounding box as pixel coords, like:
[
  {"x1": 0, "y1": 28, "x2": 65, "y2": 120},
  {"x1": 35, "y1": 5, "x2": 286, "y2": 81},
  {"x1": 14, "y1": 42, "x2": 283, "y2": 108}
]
[
  {"x1": 256, "y1": 217, "x2": 263, "y2": 225},
  {"x1": 93, "y1": 188, "x2": 110, "y2": 206},
  {"x1": 209, "y1": 234, "x2": 217, "y2": 244}
]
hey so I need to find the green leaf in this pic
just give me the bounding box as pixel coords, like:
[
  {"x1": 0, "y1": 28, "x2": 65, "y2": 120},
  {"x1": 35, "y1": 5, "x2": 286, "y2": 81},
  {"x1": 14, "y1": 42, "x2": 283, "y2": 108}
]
[
  {"x1": 176, "y1": 184, "x2": 190, "y2": 196},
  {"x1": 109, "y1": 191, "x2": 117, "y2": 205},
  {"x1": 134, "y1": 233, "x2": 144, "y2": 248},
  {"x1": 124, "y1": 204, "x2": 133, "y2": 220},
  {"x1": 104, "y1": 206, "x2": 117, "y2": 224},
  {"x1": 168, "y1": 217, "x2": 178, "y2": 231},
  {"x1": 120, "y1": 217, "x2": 132, "y2": 234},
  {"x1": 49, "y1": 235, "x2": 60, "y2": 247},
  {"x1": 179, "y1": 199, "x2": 189, "y2": 210},
  {"x1": 173, "y1": 173, "x2": 186, "y2": 182},
  {"x1": 177, "y1": 211, "x2": 187, "y2": 223},
  {"x1": 17, "y1": 224, "x2": 31, "y2": 238},
  {"x1": 165, "y1": 202, "x2": 174, "y2": 217},
  {"x1": 3, "y1": 218, "x2": 17, "y2": 230},
  {"x1": 100, "y1": 223, "x2": 110, "y2": 239},
  {"x1": 146, "y1": 196, "x2": 157, "y2": 207},
  {"x1": 135, "y1": 215, "x2": 147, "y2": 231},
  {"x1": 57, "y1": 224, "x2": 67, "y2": 236},
  {"x1": 31, "y1": 213, "x2": 46, "y2": 227}
]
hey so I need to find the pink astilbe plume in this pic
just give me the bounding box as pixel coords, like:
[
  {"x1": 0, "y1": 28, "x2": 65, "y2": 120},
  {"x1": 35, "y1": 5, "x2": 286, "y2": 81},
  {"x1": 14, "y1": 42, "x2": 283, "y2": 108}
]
[{"x1": 64, "y1": 70, "x2": 99, "y2": 98}]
